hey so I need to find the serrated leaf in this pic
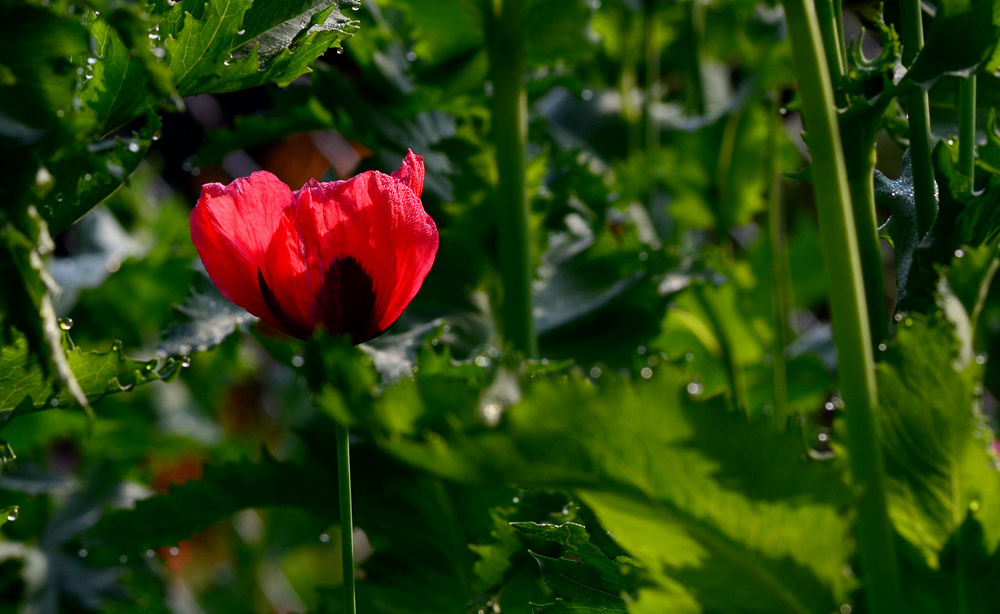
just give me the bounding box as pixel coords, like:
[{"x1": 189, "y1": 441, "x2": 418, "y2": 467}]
[
  {"x1": 514, "y1": 522, "x2": 636, "y2": 611},
  {"x1": 158, "y1": 274, "x2": 257, "y2": 358},
  {"x1": 85, "y1": 455, "x2": 339, "y2": 552},
  {"x1": 906, "y1": 0, "x2": 998, "y2": 85},
  {"x1": 0, "y1": 327, "x2": 169, "y2": 420},
  {"x1": 165, "y1": 0, "x2": 359, "y2": 96},
  {"x1": 366, "y1": 362, "x2": 854, "y2": 613},
  {"x1": 877, "y1": 313, "x2": 1000, "y2": 570}
]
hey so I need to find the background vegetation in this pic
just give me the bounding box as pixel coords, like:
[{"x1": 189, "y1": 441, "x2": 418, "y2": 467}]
[{"x1": 1, "y1": 0, "x2": 1000, "y2": 612}]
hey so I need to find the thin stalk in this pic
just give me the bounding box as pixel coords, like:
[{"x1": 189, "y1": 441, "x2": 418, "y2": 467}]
[
  {"x1": 900, "y1": 0, "x2": 937, "y2": 236},
  {"x1": 642, "y1": 0, "x2": 661, "y2": 152},
  {"x1": 780, "y1": 0, "x2": 902, "y2": 612},
  {"x1": 490, "y1": 0, "x2": 536, "y2": 356},
  {"x1": 848, "y1": 148, "x2": 889, "y2": 344},
  {"x1": 336, "y1": 422, "x2": 356, "y2": 614},
  {"x1": 833, "y1": 0, "x2": 847, "y2": 70},
  {"x1": 814, "y1": 0, "x2": 845, "y2": 82},
  {"x1": 959, "y1": 75, "x2": 977, "y2": 181},
  {"x1": 767, "y1": 102, "x2": 790, "y2": 422}
]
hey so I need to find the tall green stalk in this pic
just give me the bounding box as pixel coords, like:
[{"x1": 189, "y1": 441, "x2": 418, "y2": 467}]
[
  {"x1": 901, "y1": 0, "x2": 937, "y2": 236},
  {"x1": 490, "y1": 0, "x2": 536, "y2": 357},
  {"x1": 848, "y1": 149, "x2": 890, "y2": 343},
  {"x1": 959, "y1": 75, "x2": 977, "y2": 181},
  {"x1": 767, "y1": 102, "x2": 790, "y2": 422},
  {"x1": 780, "y1": 0, "x2": 902, "y2": 611},
  {"x1": 336, "y1": 422, "x2": 356, "y2": 614}
]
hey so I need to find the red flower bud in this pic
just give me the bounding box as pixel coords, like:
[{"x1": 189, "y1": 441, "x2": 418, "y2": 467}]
[{"x1": 190, "y1": 150, "x2": 438, "y2": 343}]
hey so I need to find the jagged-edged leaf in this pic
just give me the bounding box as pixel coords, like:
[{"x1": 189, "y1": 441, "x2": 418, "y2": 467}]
[
  {"x1": 877, "y1": 312, "x2": 1000, "y2": 570},
  {"x1": 39, "y1": 113, "x2": 161, "y2": 236},
  {"x1": 364, "y1": 359, "x2": 853, "y2": 613},
  {"x1": 514, "y1": 522, "x2": 636, "y2": 612},
  {"x1": 85, "y1": 455, "x2": 338, "y2": 552},
  {"x1": 906, "y1": 0, "x2": 998, "y2": 85},
  {"x1": 158, "y1": 274, "x2": 257, "y2": 358},
  {"x1": 0, "y1": 327, "x2": 171, "y2": 420},
  {"x1": 876, "y1": 151, "x2": 920, "y2": 306},
  {"x1": 164, "y1": 0, "x2": 359, "y2": 96}
]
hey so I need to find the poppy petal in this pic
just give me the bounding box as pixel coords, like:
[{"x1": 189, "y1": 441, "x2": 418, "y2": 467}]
[
  {"x1": 290, "y1": 164, "x2": 438, "y2": 337},
  {"x1": 390, "y1": 149, "x2": 425, "y2": 198},
  {"x1": 190, "y1": 171, "x2": 294, "y2": 321},
  {"x1": 258, "y1": 213, "x2": 322, "y2": 339}
]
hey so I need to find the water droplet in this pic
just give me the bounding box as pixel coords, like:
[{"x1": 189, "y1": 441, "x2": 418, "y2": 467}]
[
  {"x1": 817, "y1": 432, "x2": 829, "y2": 443},
  {"x1": 145, "y1": 549, "x2": 155, "y2": 558},
  {"x1": 893, "y1": 313, "x2": 903, "y2": 322},
  {"x1": 152, "y1": 47, "x2": 166, "y2": 59},
  {"x1": 947, "y1": 138, "x2": 955, "y2": 146},
  {"x1": 640, "y1": 367, "x2": 653, "y2": 379},
  {"x1": 512, "y1": 496, "x2": 520, "y2": 504},
  {"x1": 475, "y1": 356, "x2": 491, "y2": 368},
  {"x1": 636, "y1": 345, "x2": 646, "y2": 355},
  {"x1": 319, "y1": 533, "x2": 331, "y2": 543},
  {"x1": 168, "y1": 546, "x2": 179, "y2": 556},
  {"x1": 405, "y1": 51, "x2": 416, "y2": 62},
  {"x1": 127, "y1": 142, "x2": 140, "y2": 153},
  {"x1": 119, "y1": 555, "x2": 128, "y2": 564},
  {"x1": 56, "y1": 109, "x2": 65, "y2": 117},
  {"x1": 638, "y1": 251, "x2": 648, "y2": 261},
  {"x1": 824, "y1": 401, "x2": 836, "y2": 411},
  {"x1": 351, "y1": 3, "x2": 359, "y2": 9},
  {"x1": 975, "y1": 354, "x2": 987, "y2": 365},
  {"x1": 877, "y1": 343, "x2": 887, "y2": 352},
  {"x1": 49, "y1": 398, "x2": 60, "y2": 407},
  {"x1": 684, "y1": 352, "x2": 694, "y2": 361},
  {"x1": 335, "y1": 47, "x2": 343, "y2": 55},
  {"x1": 480, "y1": 402, "x2": 502, "y2": 426},
  {"x1": 686, "y1": 381, "x2": 703, "y2": 396},
  {"x1": 78, "y1": 548, "x2": 88, "y2": 558},
  {"x1": 82, "y1": 173, "x2": 92, "y2": 181},
  {"x1": 581, "y1": 88, "x2": 593, "y2": 101},
  {"x1": 590, "y1": 0, "x2": 601, "y2": 7},
  {"x1": 87, "y1": 56, "x2": 97, "y2": 65},
  {"x1": 5, "y1": 507, "x2": 19, "y2": 522},
  {"x1": 180, "y1": 356, "x2": 191, "y2": 368},
  {"x1": 223, "y1": 59, "x2": 231, "y2": 66},
  {"x1": 58, "y1": 317, "x2": 73, "y2": 331},
  {"x1": 779, "y1": 107, "x2": 788, "y2": 116},
  {"x1": 148, "y1": 33, "x2": 159, "y2": 40},
  {"x1": 840, "y1": 604, "x2": 853, "y2": 614},
  {"x1": 237, "y1": 28, "x2": 245, "y2": 35},
  {"x1": 484, "y1": 81, "x2": 494, "y2": 96},
  {"x1": 589, "y1": 366, "x2": 602, "y2": 378}
]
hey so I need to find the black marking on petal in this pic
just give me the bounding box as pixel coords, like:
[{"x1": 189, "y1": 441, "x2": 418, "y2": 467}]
[
  {"x1": 321, "y1": 257, "x2": 378, "y2": 344},
  {"x1": 258, "y1": 268, "x2": 311, "y2": 339}
]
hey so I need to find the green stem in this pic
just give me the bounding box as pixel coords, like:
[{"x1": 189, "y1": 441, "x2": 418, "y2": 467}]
[
  {"x1": 767, "y1": 102, "x2": 790, "y2": 422},
  {"x1": 780, "y1": 1, "x2": 902, "y2": 612},
  {"x1": 848, "y1": 150, "x2": 889, "y2": 344},
  {"x1": 959, "y1": 75, "x2": 977, "y2": 181},
  {"x1": 490, "y1": 0, "x2": 536, "y2": 357},
  {"x1": 901, "y1": 0, "x2": 937, "y2": 236},
  {"x1": 336, "y1": 421, "x2": 356, "y2": 614},
  {"x1": 833, "y1": 0, "x2": 847, "y2": 70},
  {"x1": 814, "y1": 0, "x2": 845, "y2": 82},
  {"x1": 642, "y1": 0, "x2": 661, "y2": 152}
]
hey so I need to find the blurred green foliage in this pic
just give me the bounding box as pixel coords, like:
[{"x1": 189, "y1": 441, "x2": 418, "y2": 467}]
[{"x1": 1, "y1": 0, "x2": 1000, "y2": 612}]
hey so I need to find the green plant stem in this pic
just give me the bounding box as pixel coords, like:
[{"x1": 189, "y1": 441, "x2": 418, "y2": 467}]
[
  {"x1": 780, "y1": 0, "x2": 902, "y2": 612},
  {"x1": 833, "y1": 0, "x2": 847, "y2": 69},
  {"x1": 336, "y1": 421, "x2": 356, "y2": 614},
  {"x1": 490, "y1": 0, "x2": 536, "y2": 357},
  {"x1": 900, "y1": 0, "x2": 937, "y2": 236},
  {"x1": 848, "y1": 149, "x2": 889, "y2": 344},
  {"x1": 767, "y1": 102, "x2": 790, "y2": 422},
  {"x1": 959, "y1": 75, "x2": 977, "y2": 181},
  {"x1": 814, "y1": 0, "x2": 845, "y2": 82}
]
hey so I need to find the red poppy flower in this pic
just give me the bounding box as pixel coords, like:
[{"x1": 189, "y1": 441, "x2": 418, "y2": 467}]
[{"x1": 190, "y1": 150, "x2": 438, "y2": 344}]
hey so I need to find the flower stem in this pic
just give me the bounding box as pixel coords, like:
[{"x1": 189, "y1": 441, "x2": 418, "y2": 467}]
[
  {"x1": 490, "y1": 0, "x2": 537, "y2": 357},
  {"x1": 336, "y1": 421, "x2": 356, "y2": 614},
  {"x1": 900, "y1": 0, "x2": 937, "y2": 236},
  {"x1": 959, "y1": 75, "x2": 977, "y2": 181},
  {"x1": 767, "y1": 102, "x2": 790, "y2": 422},
  {"x1": 780, "y1": 0, "x2": 902, "y2": 611},
  {"x1": 848, "y1": 149, "x2": 889, "y2": 344}
]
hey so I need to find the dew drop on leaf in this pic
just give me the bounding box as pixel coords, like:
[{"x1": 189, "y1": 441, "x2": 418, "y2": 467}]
[
  {"x1": 589, "y1": 366, "x2": 602, "y2": 378},
  {"x1": 319, "y1": 533, "x2": 330, "y2": 543},
  {"x1": 5, "y1": 507, "x2": 18, "y2": 522},
  {"x1": 640, "y1": 367, "x2": 652, "y2": 379},
  {"x1": 180, "y1": 356, "x2": 192, "y2": 368},
  {"x1": 58, "y1": 317, "x2": 73, "y2": 331},
  {"x1": 686, "y1": 381, "x2": 703, "y2": 396},
  {"x1": 78, "y1": 548, "x2": 88, "y2": 558},
  {"x1": 168, "y1": 546, "x2": 179, "y2": 556},
  {"x1": 291, "y1": 355, "x2": 305, "y2": 368},
  {"x1": 119, "y1": 555, "x2": 127, "y2": 564},
  {"x1": 127, "y1": 142, "x2": 140, "y2": 153}
]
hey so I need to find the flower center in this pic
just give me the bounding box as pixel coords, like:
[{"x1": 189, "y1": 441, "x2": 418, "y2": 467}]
[{"x1": 320, "y1": 256, "x2": 378, "y2": 344}]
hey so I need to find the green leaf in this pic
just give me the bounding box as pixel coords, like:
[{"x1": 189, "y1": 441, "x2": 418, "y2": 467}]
[
  {"x1": 877, "y1": 313, "x2": 1000, "y2": 571},
  {"x1": 165, "y1": 0, "x2": 359, "y2": 96},
  {"x1": 158, "y1": 275, "x2": 257, "y2": 358},
  {"x1": 365, "y1": 359, "x2": 854, "y2": 613},
  {"x1": 85, "y1": 454, "x2": 339, "y2": 552},
  {"x1": 514, "y1": 522, "x2": 636, "y2": 612},
  {"x1": 0, "y1": 326, "x2": 171, "y2": 421},
  {"x1": 906, "y1": 0, "x2": 999, "y2": 85}
]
